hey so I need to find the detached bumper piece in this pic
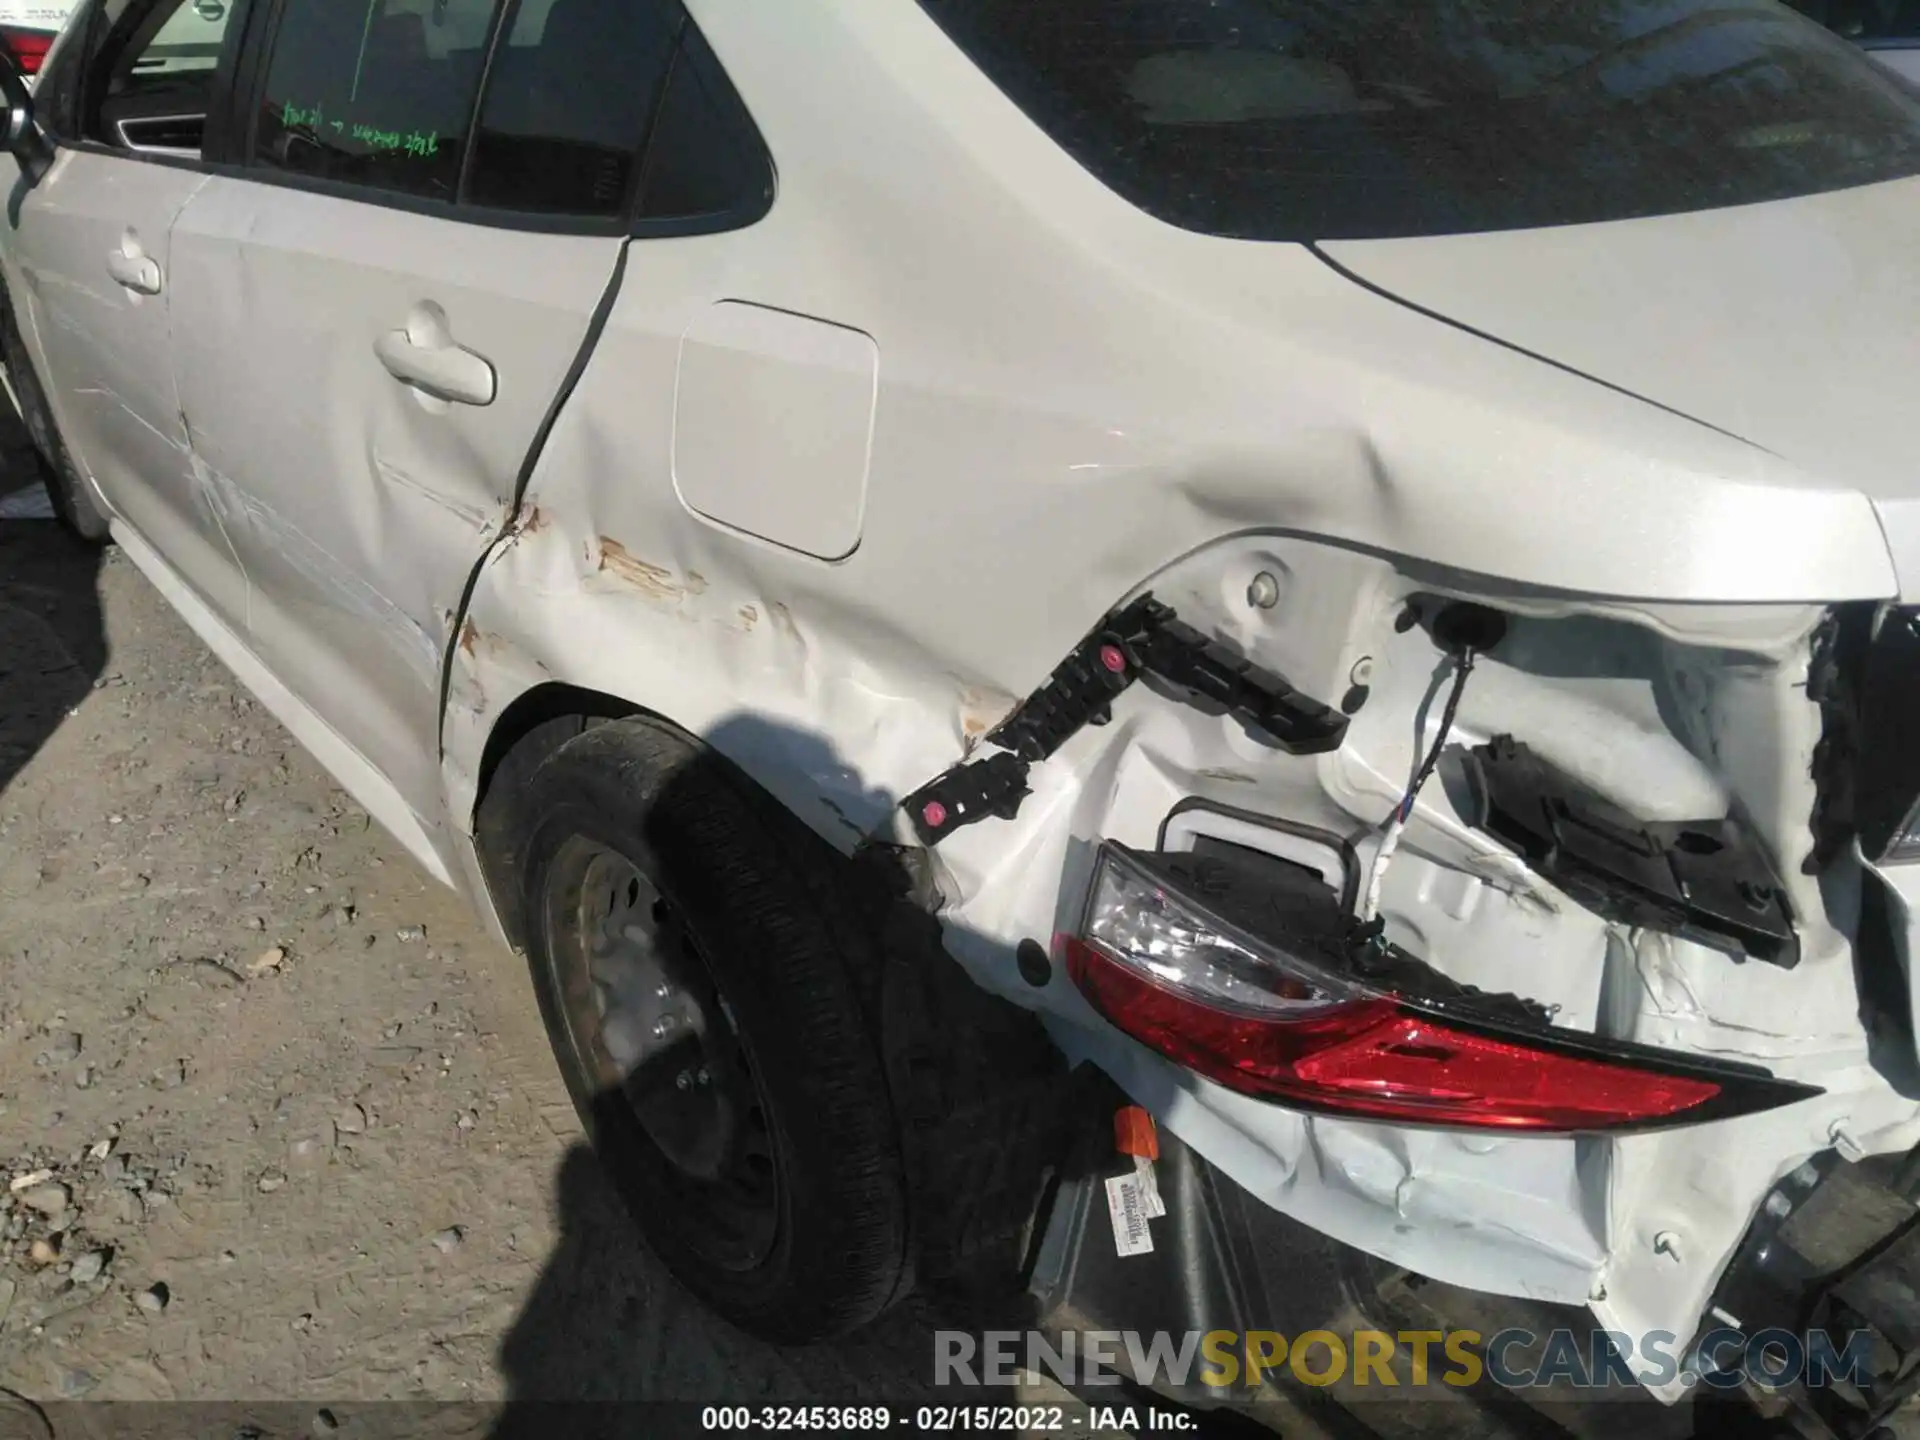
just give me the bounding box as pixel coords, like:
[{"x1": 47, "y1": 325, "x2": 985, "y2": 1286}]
[
  {"x1": 1465, "y1": 735, "x2": 1800, "y2": 968},
  {"x1": 1062, "y1": 842, "x2": 1819, "y2": 1133},
  {"x1": 903, "y1": 594, "x2": 1347, "y2": 845}
]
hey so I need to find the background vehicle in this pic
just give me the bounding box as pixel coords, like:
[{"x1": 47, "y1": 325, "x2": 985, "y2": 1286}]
[
  {"x1": 3, "y1": 1, "x2": 1920, "y2": 1435},
  {"x1": 1789, "y1": 0, "x2": 1920, "y2": 83}
]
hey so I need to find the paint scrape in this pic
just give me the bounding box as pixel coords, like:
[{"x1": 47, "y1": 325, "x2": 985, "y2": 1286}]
[{"x1": 596, "y1": 538, "x2": 695, "y2": 603}]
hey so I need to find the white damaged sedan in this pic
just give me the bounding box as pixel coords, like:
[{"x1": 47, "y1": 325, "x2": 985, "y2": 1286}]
[{"x1": 1, "y1": 0, "x2": 1918, "y2": 1427}]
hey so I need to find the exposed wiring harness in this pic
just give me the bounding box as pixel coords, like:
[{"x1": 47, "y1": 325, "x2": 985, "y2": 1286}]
[{"x1": 1359, "y1": 647, "x2": 1478, "y2": 925}]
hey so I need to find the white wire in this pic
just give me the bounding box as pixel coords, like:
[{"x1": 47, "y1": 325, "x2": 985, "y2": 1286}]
[
  {"x1": 1358, "y1": 649, "x2": 1476, "y2": 925},
  {"x1": 1359, "y1": 808, "x2": 1407, "y2": 924}
]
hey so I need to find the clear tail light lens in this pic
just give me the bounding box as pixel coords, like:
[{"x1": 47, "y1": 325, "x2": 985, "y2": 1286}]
[{"x1": 1062, "y1": 843, "x2": 1819, "y2": 1133}]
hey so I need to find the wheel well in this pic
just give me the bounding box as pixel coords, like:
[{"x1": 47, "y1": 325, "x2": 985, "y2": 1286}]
[
  {"x1": 471, "y1": 681, "x2": 640, "y2": 820},
  {"x1": 469, "y1": 681, "x2": 644, "y2": 947}
]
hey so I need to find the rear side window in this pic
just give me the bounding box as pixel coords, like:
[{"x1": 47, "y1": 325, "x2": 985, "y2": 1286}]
[
  {"x1": 634, "y1": 23, "x2": 772, "y2": 227},
  {"x1": 251, "y1": 0, "x2": 497, "y2": 201},
  {"x1": 463, "y1": 0, "x2": 679, "y2": 216},
  {"x1": 917, "y1": 0, "x2": 1920, "y2": 241}
]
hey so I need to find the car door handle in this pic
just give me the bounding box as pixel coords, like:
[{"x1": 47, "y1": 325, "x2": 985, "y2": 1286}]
[
  {"x1": 374, "y1": 305, "x2": 496, "y2": 407},
  {"x1": 105, "y1": 248, "x2": 161, "y2": 296}
]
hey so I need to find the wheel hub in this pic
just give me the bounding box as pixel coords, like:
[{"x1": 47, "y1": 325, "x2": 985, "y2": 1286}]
[{"x1": 547, "y1": 840, "x2": 779, "y2": 1269}]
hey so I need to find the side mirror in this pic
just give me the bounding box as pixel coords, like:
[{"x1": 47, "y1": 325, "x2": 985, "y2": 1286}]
[{"x1": 0, "y1": 52, "x2": 51, "y2": 185}]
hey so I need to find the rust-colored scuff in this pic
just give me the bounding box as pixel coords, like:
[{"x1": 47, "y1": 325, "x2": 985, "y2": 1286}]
[
  {"x1": 957, "y1": 684, "x2": 1014, "y2": 744},
  {"x1": 597, "y1": 538, "x2": 689, "y2": 602},
  {"x1": 518, "y1": 504, "x2": 551, "y2": 536},
  {"x1": 737, "y1": 604, "x2": 759, "y2": 630},
  {"x1": 458, "y1": 618, "x2": 480, "y2": 658}
]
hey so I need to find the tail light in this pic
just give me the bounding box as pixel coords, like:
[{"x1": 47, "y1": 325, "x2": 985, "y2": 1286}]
[
  {"x1": 1061, "y1": 843, "x2": 1820, "y2": 1133},
  {"x1": 0, "y1": 25, "x2": 53, "y2": 75}
]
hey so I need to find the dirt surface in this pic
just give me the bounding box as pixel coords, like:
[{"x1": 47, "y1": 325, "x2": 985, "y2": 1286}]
[{"x1": 0, "y1": 507, "x2": 955, "y2": 1423}]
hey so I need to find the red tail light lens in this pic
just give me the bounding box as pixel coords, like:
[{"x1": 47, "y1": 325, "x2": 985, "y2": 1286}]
[
  {"x1": 0, "y1": 25, "x2": 53, "y2": 75},
  {"x1": 1062, "y1": 843, "x2": 1819, "y2": 1134}
]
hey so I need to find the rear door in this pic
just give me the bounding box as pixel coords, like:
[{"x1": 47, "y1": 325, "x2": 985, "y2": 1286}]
[
  {"x1": 7, "y1": 0, "x2": 249, "y2": 629},
  {"x1": 166, "y1": 0, "x2": 679, "y2": 838}
]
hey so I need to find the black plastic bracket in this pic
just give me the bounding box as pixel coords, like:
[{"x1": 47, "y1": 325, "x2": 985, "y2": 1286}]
[
  {"x1": 902, "y1": 594, "x2": 1348, "y2": 846},
  {"x1": 1465, "y1": 735, "x2": 1800, "y2": 968},
  {"x1": 902, "y1": 751, "x2": 1031, "y2": 846}
]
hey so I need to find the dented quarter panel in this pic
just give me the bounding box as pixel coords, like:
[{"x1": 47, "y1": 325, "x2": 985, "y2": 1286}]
[{"x1": 418, "y1": 0, "x2": 1919, "y2": 1380}]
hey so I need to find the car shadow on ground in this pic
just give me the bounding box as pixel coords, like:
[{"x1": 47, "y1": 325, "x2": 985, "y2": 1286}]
[
  {"x1": 486, "y1": 1145, "x2": 955, "y2": 1437},
  {"x1": 0, "y1": 479, "x2": 106, "y2": 803}
]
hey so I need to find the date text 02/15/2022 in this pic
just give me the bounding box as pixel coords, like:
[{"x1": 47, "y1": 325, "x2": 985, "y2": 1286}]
[{"x1": 698, "y1": 1406, "x2": 1198, "y2": 1432}]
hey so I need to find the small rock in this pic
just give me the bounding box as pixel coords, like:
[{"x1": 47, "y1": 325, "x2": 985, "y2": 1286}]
[
  {"x1": 44, "y1": 1034, "x2": 80, "y2": 1062},
  {"x1": 9, "y1": 1170, "x2": 51, "y2": 1194},
  {"x1": 87, "y1": 1140, "x2": 112, "y2": 1162},
  {"x1": 455, "y1": 1112, "x2": 475, "y2": 1133},
  {"x1": 395, "y1": 926, "x2": 425, "y2": 943},
  {"x1": 288, "y1": 1137, "x2": 325, "y2": 1173},
  {"x1": 27, "y1": 1238, "x2": 58, "y2": 1267},
  {"x1": 17, "y1": 1184, "x2": 67, "y2": 1216},
  {"x1": 219, "y1": 1250, "x2": 235, "y2": 1264},
  {"x1": 53, "y1": 1367, "x2": 96, "y2": 1398},
  {"x1": 247, "y1": 946, "x2": 286, "y2": 977},
  {"x1": 290, "y1": 1312, "x2": 312, "y2": 1332},
  {"x1": 72, "y1": 1068, "x2": 91, "y2": 1091},
  {"x1": 257, "y1": 1171, "x2": 286, "y2": 1194},
  {"x1": 134, "y1": 1282, "x2": 168, "y2": 1314},
  {"x1": 106, "y1": 1187, "x2": 142, "y2": 1226},
  {"x1": 430, "y1": 1226, "x2": 463, "y2": 1254},
  {"x1": 154, "y1": 1061, "x2": 185, "y2": 1090},
  {"x1": 332, "y1": 1103, "x2": 366, "y2": 1136},
  {"x1": 99, "y1": 1154, "x2": 127, "y2": 1183},
  {"x1": 67, "y1": 1250, "x2": 105, "y2": 1285}
]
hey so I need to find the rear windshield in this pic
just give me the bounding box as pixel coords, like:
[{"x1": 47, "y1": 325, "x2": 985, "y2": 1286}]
[{"x1": 915, "y1": 0, "x2": 1920, "y2": 240}]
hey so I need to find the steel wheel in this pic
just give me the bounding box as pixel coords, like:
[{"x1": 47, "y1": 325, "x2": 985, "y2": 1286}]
[{"x1": 542, "y1": 836, "x2": 779, "y2": 1271}]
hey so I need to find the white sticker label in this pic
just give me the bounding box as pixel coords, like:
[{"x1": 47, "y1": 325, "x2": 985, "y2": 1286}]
[
  {"x1": 1105, "y1": 1171, "x2": 1155, "y2": 1257},
  {"x1": 1134, "y1": 1154, "x2": 1166, "y2": 1220}
]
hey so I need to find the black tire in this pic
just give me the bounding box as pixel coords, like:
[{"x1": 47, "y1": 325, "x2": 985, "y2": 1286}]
[
  {"x1": 2, "y1": 308, "x2": 109, "y2": 544},
  {"x1": 508, "y1": 715, "x2": 910, "y2": 1342}
]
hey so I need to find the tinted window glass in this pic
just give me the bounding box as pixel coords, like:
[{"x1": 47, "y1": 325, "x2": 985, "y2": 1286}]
[
  {"x1": 82, "y1": 0, "x2": 234, "y2": 154},
  {"x1": 35, "y1": 0, "x2": 100, "y2": 137},
  {"x1": 464, "y1": 0, "x2": 679, "y2": 215},
  {"x1": 636, "y1": 28, "x2": 771, "y2": 223},
  {"x1": 918, "y1": 0, "x2": 1920, "y2": 241},
  {"x1": 252, "y1": 0, "x2": 497, "y2": 201}
]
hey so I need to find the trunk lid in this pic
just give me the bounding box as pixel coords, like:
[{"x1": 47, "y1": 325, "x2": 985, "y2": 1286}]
[{"x1": 1319, "y1": 175, "x2": 1920, "y2": 508}]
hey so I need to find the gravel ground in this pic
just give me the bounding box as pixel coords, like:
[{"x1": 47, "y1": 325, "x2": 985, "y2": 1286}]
[{"x1": 0, "y1": 502, "x2": 955, "y2": 1423}]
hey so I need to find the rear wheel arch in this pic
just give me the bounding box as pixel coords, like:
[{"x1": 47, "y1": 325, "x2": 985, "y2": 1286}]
[
  {"x1": 470, "y1": 682, "x2": 641, "y2": 950},
  {"x1": 470, "y1": 680, "x2": 880, "y2": 947}
]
